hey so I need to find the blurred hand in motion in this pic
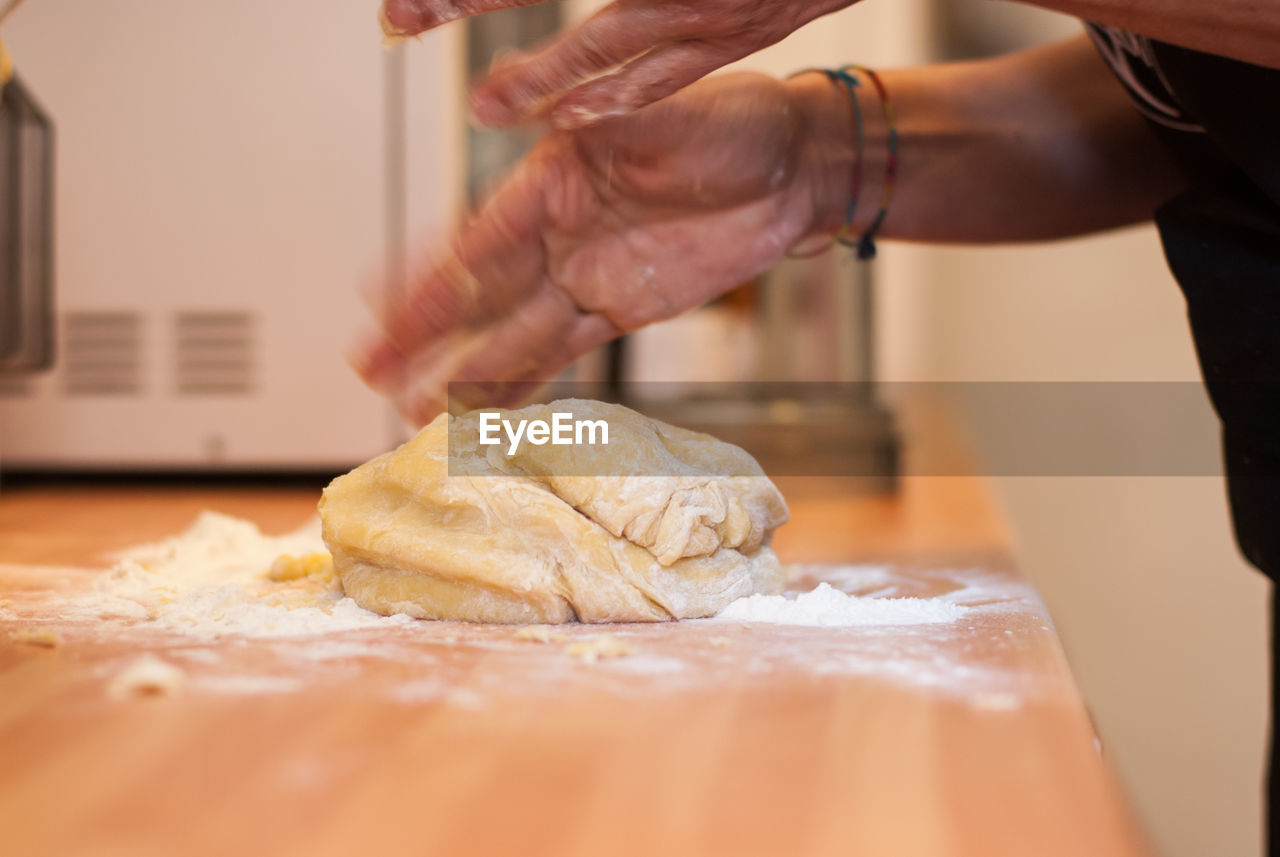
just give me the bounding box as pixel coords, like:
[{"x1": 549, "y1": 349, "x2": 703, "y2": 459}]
[
  {"x1": 354, "y1": 73, "x2": 842, "y2": 424},
  {"x1": 382, "y1": 0, "x2": 855, "y2": 128}
]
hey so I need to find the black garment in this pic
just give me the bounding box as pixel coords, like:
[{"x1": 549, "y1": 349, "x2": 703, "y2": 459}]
[{"x1": 1087, "y1": 23, "x2": 1280, "y2": 855}]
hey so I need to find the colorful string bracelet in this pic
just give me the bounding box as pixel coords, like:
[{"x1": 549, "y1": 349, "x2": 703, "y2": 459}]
[
  {"x1": 841, "y1": 64, "x2": 898, "y2": 260},
  {"x1": 785, "y1": 67, "x2": 864, "y2": 260}
]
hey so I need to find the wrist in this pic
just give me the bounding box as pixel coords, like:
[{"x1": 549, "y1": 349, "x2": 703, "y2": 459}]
[{"x1": 784, "y1": 69, "x2": 889, "y2": 239}]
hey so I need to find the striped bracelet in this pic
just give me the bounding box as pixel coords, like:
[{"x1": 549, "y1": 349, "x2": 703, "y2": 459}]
[
  {"x1": 785, "y1": 64, "x2": 898, "y2": 261},
  {"x1": 841, "y1": 64, "x2": 898, "y2": 260},
  {"x1": 785, "y1": 67, "x2": 864, "y2": 260}
]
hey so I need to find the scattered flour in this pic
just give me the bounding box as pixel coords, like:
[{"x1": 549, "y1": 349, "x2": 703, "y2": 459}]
[
  {"x1": 193, "y1": 674, "x2": 304, "y2": 695},
  {"x1": 60, "y1": 511, "x2": 414, "y2": 640},
  {"x1": 30, "y1": 514, "x2": 970, "y2": 640},
  {"x1": 4, "y1": 513, "x2": 1037, "y2": 703},
  {"x1": 716, "y1": 582, "x2": 969, "y2": 626},
  {"x1": 391, "y1": 679, "x2": 486, "y2": 709},
  {"x1": 108, "y1": 654, "x2": 186, "y2": 699}
]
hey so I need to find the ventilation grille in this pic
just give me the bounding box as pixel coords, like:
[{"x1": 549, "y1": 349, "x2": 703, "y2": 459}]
[
  {"x1": 175, "y1": 311, "x2": 255, "y2": 395},
  {"x1": 63, "y1": 312, "x2": 143, "y2": 396}
]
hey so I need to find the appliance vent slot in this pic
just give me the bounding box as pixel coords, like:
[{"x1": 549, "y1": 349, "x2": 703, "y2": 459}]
[
  {"x1": 63, "y1": 312, "x2": 143, "y2": 396},
  {"x1": 175, "y1": 311, "x2": 255, "y2": 395}
]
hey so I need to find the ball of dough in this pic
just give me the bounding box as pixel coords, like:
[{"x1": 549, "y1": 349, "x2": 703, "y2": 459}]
[{"x1": 319, "y1": 399, "x2": 789, "y2": 623}]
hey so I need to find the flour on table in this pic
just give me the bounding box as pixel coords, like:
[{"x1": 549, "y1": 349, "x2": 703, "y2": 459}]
[
  {"x1": 3, "y1": 511, "x2": 1040, "y2": 705},
  {"x1": 59, "y1": 511, "x2": 413, "y2": 640},
  {"x1": 108, "y1": 654, "x2": 186, "y2": 699},
  {"x1": 193, "y1": 674, "x2": 304, "y2": 695},
  {"x1": 715, "y1": 582, "x2": 969, "y2": 626}
]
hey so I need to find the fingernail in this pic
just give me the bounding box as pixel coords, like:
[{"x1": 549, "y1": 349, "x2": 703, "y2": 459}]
[
  {"x1": 379, "y1": 6, "x2": 409, "y2": 45},
  {"x1": 348, "y1": 339, "x2": 406, "y2": 394},
  {"x1": 382, "y1": 0, "x2": 448, "y2": 36},
  {"x1": 469, "y1": 91, "x2": 511, "y2": 128}
]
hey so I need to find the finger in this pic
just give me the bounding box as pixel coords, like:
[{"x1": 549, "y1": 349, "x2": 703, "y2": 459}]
[
  {"x1": 550, "y1": 40, "x2": 742, "y2": 130},
  {"x1": 351, "y1": 230, "x2": 455, "y2": 393},
  {"x1": 455, "y1": 285, "x2": 621, "y2": 384},
  {"x1": 399, "y1": 284, "x2": 620, "y2": 425},
  {"x1": 348, "y1": 332, "x2": 408, "y2": 395},
  {"x1": 382, "y1": 0, "x2": 551, "y2": 38},
  {"x1": 469, "y1": 4, "x2": 672, "y2": 127},
  {"x1": 392, "y1": 327, "x2": 493, "y2": 424},
  {"x1": 450, "y1": 310, "x2": 619, "y2": 414},
  {"x1": 355, "y1": 149, "x2": 561, "y2": 390}
]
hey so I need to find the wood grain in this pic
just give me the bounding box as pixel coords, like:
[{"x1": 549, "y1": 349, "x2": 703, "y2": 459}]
[{"x1": 0, "y1": 477, "x2": 1151, "y2": 857}]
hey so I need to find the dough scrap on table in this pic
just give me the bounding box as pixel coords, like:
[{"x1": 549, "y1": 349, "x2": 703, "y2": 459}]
[
  {"x1": 266, "y1": 552, "x2": 336, "y2": 583},
  {"x1": 565, "y1": 635, "x2": 634, "y2": 663},
  {"x1": 514, "y1": 625, "x2": 571, "y2": 644},
  {"x1": 108, "y1": 654, "x2": 187, "y2": 699},
  {"x1": 10, "y1": 627, "x2": 61, "y2": 647},
  {"x1": 320, "y1": 399, "x2": 789, "y2": 624}
]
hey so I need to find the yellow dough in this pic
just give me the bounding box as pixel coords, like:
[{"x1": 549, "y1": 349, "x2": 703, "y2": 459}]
[{"x1": 319, "y1": 399, "x2": 788, "y2": 623}]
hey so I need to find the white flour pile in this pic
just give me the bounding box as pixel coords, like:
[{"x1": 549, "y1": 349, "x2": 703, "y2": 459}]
[
  {"x1": 24, "y1": 513, "x2": 967, "y2": 640},
  {"x1": 63, "y1": 511, "x2": 412, "y2": 640},
  {"x1": 715, "y1": 582, "x2": 968, "y2": 626}
]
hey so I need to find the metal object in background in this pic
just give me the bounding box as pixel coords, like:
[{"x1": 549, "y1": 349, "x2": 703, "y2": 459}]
[
  {"x1": 465, "y1": 5, "x2": 561, "y2": 203},
  {"x1": 632, "y1": 250, "x2": 899, "y2": 490},
  {"x1": 633, "y1": 386, "x2": 900, "y2": 486},
  {"x1": 0, "y1": 70, "x2": 53, "y2": 373},
  {"x1": 737, "y1": 252, "x2": 898, "y2": 487},
  {"x1": 927, "y1": 0, "x2": 1079, "y2": 60}
]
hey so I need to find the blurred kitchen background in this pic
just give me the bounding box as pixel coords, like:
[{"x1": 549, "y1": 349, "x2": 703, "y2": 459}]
[{"x1": 0, "y1": 1, "x2": 1268, "y2": 855}]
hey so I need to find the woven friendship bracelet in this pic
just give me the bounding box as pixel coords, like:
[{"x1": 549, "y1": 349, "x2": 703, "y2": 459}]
[
  {"x1": 842, "y1": 64, "x2": 897, "y2": 260},
  {"x1": 784, "y1": 67, "x2": 864, "y2": 260}
]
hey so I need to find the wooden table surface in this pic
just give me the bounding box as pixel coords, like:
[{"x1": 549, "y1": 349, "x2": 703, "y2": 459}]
[{"x1": 0, "y1": 475, "x2": 1152, "y2": 857}]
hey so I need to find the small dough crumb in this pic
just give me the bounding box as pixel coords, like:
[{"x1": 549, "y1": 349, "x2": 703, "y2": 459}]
[
  {"x1": 708, "y1": 636, "x2": 733, "y2": 648},
  {"x1": 565, "y1": 635, "x2": 634, "y2": 663},
  {"x1": 108, "y1": 654, "x2": 186, "y2": 699},
  {"x1": 514, "y1": 625, "x2": 570, "y2": 644},
  {"x1": 266, "y1": 552, "x2": 335, "y2": 583},
  {"x1": 10, "y1": 627, "x2": 61, "y2": 647}
]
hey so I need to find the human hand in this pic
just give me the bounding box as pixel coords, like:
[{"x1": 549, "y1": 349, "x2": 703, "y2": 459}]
[
  {"x1": 353, "y1": 73, "x2": 851, "y2": 424},
  {"x1": 381, "y1": 0, "x2": 856, "y2": 128}
]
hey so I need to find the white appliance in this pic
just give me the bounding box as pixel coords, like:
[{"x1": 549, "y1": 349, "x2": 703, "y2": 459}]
[{"x1": 0, "y1": 1, "x2": 462, "y2": 469}]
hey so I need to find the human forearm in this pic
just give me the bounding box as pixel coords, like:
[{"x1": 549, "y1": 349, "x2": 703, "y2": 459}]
[
  {"x1": 789, "y1": 35, "x2": 1187, "y2": 244},
  {"x1": 1014, "y1": 0, "x2": 1280, "y2": 69}
]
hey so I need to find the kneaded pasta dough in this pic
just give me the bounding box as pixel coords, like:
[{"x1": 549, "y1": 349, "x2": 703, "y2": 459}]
[{"x1": 319, "y1": 399, "x2": 788, "y2": 623}]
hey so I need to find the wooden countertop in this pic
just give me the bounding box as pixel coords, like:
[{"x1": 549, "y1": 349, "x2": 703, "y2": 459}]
[{"x1": 0, "y1": 476, "x2": 1151, "y2": 857}]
